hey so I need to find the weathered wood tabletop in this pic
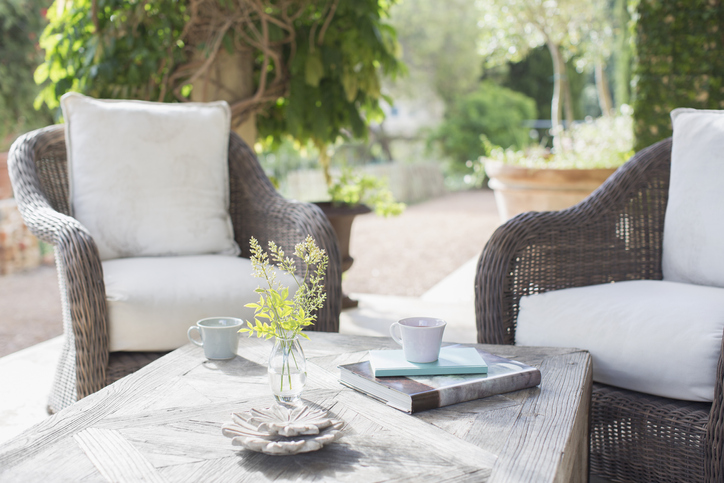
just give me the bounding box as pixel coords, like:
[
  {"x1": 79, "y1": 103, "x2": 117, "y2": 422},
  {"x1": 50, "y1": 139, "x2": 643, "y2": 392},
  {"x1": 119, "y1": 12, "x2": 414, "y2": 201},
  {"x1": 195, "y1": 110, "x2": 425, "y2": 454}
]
[{"x1": 0, "y1": 332, "x2": 591, "y2": 482}]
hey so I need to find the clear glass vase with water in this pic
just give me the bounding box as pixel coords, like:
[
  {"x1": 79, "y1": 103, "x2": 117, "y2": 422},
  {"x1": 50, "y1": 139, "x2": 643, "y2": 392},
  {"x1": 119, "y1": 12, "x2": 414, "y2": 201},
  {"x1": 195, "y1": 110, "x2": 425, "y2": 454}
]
[{"x1": 268, "y1": 335, "x2": 307, "y2": 405}]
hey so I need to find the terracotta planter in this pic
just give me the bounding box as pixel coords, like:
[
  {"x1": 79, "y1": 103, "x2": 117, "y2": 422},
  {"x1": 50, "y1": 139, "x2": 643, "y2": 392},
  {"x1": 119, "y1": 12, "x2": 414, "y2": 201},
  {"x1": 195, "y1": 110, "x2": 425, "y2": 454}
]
[
  {"x1": 0, "y1": 152, "x2": 11, "y2": 200},
  {"x1": 314, "y1": 202, "x2": 371, "y2": 308},
  {"x1": 485, "y1": 160, "x2": 616, "y2": 222}
]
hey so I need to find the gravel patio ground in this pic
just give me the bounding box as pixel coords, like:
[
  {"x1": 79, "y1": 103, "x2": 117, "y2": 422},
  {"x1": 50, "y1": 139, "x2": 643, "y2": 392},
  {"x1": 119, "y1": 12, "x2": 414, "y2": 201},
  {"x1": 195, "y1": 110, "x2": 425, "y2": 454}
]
[{"x1": 0, "y1": 189, "x2": 502, "y2": 358}]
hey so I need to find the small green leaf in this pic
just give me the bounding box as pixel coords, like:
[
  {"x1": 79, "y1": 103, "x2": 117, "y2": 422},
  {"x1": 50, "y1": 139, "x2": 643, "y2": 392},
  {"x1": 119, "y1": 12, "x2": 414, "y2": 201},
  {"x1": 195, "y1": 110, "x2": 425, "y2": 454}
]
[
  {"x1": 341, "y1": 70, "x2": 359, "y2": 102},
  {"x1": 34, "y1": 63, "x2": 49, "y2": 84},
  {"x1": 305, "y1": 52, "x2": 324, "y2": 87}
]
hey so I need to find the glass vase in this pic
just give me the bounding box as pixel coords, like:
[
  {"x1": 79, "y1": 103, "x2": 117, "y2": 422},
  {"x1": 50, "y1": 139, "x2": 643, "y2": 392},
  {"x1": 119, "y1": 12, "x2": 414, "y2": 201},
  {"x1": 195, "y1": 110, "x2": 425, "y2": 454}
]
[{"x1": 268, "y1": 335, "x2": 307, "y2": 406}]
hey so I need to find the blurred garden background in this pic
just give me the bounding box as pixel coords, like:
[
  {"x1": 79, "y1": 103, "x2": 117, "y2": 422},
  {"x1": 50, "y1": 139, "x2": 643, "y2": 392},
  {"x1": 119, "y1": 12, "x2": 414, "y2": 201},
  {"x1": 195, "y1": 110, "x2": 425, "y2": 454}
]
[
  {"x1": 2, "y1": 0, "x2": 722, "y2": 193},
  {"x1": 0, "y1": 0, "x2": 722, "y2": 356}
]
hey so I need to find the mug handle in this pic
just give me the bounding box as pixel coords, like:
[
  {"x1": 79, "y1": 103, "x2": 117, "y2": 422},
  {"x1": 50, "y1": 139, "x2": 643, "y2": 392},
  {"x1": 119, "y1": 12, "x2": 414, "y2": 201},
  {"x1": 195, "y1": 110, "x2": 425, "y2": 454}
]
[
  {"x1": 187, "y1": 326, "x2": 203, "y2": 347},
  {"x1": 389, "y1": 322, "x2": 403, "y2": 346}
]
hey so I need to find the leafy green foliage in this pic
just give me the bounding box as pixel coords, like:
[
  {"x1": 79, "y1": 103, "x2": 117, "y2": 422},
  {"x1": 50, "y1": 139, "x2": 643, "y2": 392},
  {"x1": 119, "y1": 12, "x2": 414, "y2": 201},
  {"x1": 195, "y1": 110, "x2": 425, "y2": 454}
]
[
  {"x1": 499, "y1": 47, "x2": 587, "y2": 123},
  {"x1": 328, "y1": 169, "x2": 405, "y2": 217},
  {"x1": 477, "y1": 0, "x2": 610, "y2": 68},
  {"x1": 429, "y1": 81, "x2": 537, "y2": 167},
  {"x1": 257, "y1": 0, "x2": 402, "y2": 149},
  {"x1": 387, "y1": 0, "x2": 480, "y2": 105},
  {"x1": 477, "y1": 0, "x2": 612, "y2": 130},
  {"x1": 633, "y1": 0, "x2": 724, "y2": 150},
  {"x1": 35, "y1": 0, "x2": 402, "y2": 153},
  {"x1": 478, "y1": 109, "x2": 634, "y2": 176},
  {"x1": 241, "y1": 236, "x2": 328, "y2": 340},
  {"x1": 35, "y1": 0, "x2": 189, "y2": 108},
  {"x1": 557, "y1": 109, "x2": 635, "y2": 168},
  {"x1": 0, "y1": 0, "x2": 53, "y2": 149}
]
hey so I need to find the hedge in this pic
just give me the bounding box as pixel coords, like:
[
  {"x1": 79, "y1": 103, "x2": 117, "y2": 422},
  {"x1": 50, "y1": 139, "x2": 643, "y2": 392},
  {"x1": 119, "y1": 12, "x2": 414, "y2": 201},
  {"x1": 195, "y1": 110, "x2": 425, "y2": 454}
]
[{"x1": 633, "y1": 0, "x2": 724, "y2": 151}]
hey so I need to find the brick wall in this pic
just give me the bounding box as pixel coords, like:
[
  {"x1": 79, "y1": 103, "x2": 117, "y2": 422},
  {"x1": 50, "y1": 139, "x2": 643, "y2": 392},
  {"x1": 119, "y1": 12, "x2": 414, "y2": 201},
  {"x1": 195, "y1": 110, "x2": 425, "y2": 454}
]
[
  {"x1": 0, "y1": 154, "x2": 44, "y2": 274},
  {"x1": 0, "y1": 152, "x2": 11, "y2": 200}
]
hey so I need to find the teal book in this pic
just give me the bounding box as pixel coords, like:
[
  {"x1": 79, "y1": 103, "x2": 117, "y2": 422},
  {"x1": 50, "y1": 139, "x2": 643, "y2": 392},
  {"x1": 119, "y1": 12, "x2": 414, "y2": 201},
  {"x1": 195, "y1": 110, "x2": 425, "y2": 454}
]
[{"x1": 369, "y1": 347, "x2": 488, "y2": 377}]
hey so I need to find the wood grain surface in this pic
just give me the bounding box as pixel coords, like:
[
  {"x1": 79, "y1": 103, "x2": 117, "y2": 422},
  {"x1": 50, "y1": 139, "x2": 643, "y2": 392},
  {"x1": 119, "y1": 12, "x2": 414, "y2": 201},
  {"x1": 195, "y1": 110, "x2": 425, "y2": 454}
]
[{"x1": 0, "y1": 333, "x2": 591, "y2": 482}]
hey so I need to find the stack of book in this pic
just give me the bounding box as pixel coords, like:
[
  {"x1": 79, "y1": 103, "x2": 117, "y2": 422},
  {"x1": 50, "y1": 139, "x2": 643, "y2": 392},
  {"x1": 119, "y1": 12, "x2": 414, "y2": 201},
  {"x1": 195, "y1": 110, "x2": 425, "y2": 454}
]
[{"x1": 339, "y1": 345, "x2": 541, "y2": 413}]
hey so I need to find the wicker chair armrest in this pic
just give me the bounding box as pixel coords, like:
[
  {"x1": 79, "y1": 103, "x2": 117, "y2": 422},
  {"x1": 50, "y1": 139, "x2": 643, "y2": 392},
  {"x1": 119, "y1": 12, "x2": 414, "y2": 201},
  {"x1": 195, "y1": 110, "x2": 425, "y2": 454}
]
[
  {"x1": 707, "y1": 333, "x2": 724, "y2": 482},
  {"x1": 226, "y1": 133, "x2": 342, "y2": 332},
  {"x1": 8, "y1": 127, "x2": 77, "y2": 244},
  {"x1": 8, "y1": 127, "x2": 109, "y2": 398},
  {"x1": 475, "y1": 138, "x2": 672, "y2": 345}
]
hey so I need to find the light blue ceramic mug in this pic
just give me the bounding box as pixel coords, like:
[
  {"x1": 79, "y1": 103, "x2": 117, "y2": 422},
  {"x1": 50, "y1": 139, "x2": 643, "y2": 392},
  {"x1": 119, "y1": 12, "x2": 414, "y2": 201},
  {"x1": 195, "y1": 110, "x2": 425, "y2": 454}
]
[{"x1": 187, "y1": 317, "x2": 242, "y2": 360}]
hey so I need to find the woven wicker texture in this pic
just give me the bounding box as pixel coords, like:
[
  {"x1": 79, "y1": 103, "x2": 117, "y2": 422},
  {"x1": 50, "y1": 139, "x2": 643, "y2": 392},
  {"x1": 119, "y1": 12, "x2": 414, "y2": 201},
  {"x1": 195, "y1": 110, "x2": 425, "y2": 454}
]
[
  {"x1": 475, "y1": 138, "x2": 722, "y2": 482},
  {"x1": 8, "y1": 125, "x2": 342, "y2": 414},
  {"x1": 591, "y1": 383, "x2": 710, "y2": 482},
  {"x1": 106, "y1": 351, "x2": 166, "y2": 385}
]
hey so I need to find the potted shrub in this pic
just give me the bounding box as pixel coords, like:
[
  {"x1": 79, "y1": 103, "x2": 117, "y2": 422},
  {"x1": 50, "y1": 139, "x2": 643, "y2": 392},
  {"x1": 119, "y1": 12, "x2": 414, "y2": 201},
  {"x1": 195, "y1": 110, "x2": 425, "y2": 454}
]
[
  {"x1": 427, "y1": 80, "x2": 537, "y2": 188},
  {"x1": 315, "y1": 170, "x2": 405, "y2": 308},
  {"x1": 481, "y1": 108, "x2": 635, "y2": 221}
]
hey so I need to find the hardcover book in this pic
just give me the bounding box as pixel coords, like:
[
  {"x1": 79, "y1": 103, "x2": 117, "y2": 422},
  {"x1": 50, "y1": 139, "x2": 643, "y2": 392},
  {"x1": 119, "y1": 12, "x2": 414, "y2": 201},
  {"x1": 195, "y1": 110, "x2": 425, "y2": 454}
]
[
  {"x1": 368, "y1": 347, "x2": 488, "y2": 377},
  {"x1": 339, "y1": 348, "x2": 541, "y2": 413}
]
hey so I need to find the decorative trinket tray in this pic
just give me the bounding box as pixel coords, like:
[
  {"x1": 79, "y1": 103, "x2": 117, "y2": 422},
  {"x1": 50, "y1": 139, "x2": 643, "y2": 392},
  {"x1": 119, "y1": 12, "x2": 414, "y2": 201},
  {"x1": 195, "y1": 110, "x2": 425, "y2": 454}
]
[{"x1": 222, "y1": 405, "x2": 344, "y2": 455}]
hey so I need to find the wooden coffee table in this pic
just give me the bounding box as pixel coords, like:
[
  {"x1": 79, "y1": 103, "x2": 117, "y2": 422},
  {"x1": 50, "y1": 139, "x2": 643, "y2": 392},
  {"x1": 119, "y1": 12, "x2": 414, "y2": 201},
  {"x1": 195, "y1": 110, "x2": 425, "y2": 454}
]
[{"x1": 0, "y1": 332, "x2": 591, "y2": 482}]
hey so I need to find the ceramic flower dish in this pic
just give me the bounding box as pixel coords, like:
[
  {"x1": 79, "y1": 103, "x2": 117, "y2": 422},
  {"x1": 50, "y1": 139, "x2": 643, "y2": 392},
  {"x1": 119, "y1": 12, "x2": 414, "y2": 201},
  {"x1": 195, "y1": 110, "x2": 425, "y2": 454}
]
[{"x1": 222, "y1": 405, "x2": 344, "y2": 455}]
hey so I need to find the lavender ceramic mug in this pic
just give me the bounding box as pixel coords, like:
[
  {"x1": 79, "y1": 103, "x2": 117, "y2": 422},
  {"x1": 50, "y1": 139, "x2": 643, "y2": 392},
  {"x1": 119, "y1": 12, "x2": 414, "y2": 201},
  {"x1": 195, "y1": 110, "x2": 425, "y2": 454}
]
[{"x1": 389, "y1": 317, "x2": 447, "y2": 363}]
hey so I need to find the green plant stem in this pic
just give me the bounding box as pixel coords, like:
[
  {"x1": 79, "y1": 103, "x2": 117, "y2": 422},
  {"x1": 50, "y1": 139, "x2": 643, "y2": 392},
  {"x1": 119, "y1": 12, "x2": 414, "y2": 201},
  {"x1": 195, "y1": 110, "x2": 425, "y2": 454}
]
[
  {"x1": 279, "y1": 337, "x2": 300, "y2": 392},
  {"x1": 282, "y1": 340, "x2": 289, "y2": 391}
]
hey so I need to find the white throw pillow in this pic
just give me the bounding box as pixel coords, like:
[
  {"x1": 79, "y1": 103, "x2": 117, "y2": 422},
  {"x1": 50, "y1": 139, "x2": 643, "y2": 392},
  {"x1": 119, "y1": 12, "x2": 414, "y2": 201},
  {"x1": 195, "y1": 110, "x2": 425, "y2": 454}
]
[
  {"x1": 662, "y1": 108, "x2": 724, "y2": 288},
  {"x1": 103, "y1": 255, "x2": 298, "y2": 352},
  {"x1": 515, "y1": 280, "x2": 724, "y2": 402},
  {"x1": 61, "y1": 93, "x2": 240, "y2": 260}
]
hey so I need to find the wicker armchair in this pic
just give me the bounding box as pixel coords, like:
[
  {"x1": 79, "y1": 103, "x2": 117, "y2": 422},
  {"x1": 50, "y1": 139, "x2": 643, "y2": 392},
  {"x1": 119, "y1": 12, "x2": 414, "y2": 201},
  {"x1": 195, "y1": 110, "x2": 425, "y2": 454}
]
[
  {"x1": 8, "y1": 125, "x2": 342, "y2": 414},
  {"x1": 475, "y1": 138, "x2": 722, "y2": 483}
]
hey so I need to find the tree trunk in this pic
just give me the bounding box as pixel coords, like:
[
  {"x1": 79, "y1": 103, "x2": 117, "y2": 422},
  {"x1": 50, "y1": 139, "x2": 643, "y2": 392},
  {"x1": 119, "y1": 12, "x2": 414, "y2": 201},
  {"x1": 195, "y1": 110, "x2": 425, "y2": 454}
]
[
  {"x1": 613, "y1": 0, "x2": 631, "y2": 108},
  {"x1": 595, "y1": 60, "x2": 613, "y2": 116},
  {"x1": 562, "y1": 62, "x2": 574, "y2": 129},
  {"x1": 546, "y1": 40, "x2": 564, "y2": 135},
  {"x1": 191, "y1": 49, "x2": 257, "y2": 146}
]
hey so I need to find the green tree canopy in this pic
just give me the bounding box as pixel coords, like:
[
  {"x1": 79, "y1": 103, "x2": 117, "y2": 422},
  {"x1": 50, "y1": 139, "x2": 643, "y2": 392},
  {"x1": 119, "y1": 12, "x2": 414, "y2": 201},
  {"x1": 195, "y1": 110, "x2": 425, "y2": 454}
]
[
  {"x1": 35, "y1": 0, "x2": 403, "y2": 155},
  {"x1": 477, "y1": 0, "x2": 611, "y2": 131},
  {"x1": 387, "y1": 0, "x2": 480, "y2": 106}
]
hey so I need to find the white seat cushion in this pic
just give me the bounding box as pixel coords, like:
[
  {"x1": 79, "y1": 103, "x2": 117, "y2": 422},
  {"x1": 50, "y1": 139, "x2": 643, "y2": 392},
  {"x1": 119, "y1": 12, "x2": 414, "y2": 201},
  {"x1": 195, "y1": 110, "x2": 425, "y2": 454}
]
[
  {"x1": 61, "y1": 93, "x2": 239, "y2": 261},
  {"x1": 663, "y1": 108, "x2": 724, "y2": 288},
  {"x1": 515, "y1": 280, "x2": 724, "y2": 401},
  {"x1": 103, "y1": 255, "x2": 297, "y2": 352}
]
